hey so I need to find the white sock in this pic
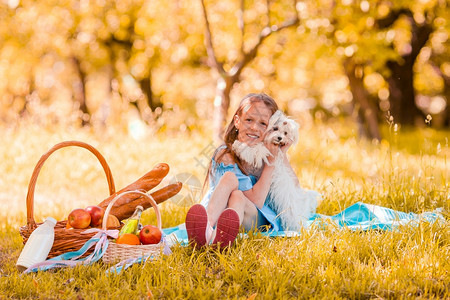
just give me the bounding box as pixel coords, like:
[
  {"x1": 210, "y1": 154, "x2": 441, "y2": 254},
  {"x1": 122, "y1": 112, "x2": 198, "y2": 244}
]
[{"x1": 205, "y1": 222, "x2": 215, "y2": 244}]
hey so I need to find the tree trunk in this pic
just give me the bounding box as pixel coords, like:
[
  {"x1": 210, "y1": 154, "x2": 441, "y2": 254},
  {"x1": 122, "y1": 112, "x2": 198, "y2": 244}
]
[
  {"x1": 443, "y1": 78, "x2": 450, "y2": 127},
  {"x1": 213, "y1": 75, "x2": 235, "y2": 143},
  {"x1": 139, "y1": 76, "x2": 159, "y2": 111},
  {"x1": 386, "y1": 58, "x2": 424, "y2": 126},
  {"x1": 376, "y1": 9, "x2": 433, "y2": 126},
  {"x1": 19, "y1": 74, "x2": 35, "y2": 117},
  {"x1": 385, "y1": 14, "x2": 432, "y2": 126},
  {"x1": 71, "y1": 56, "x2": 90, "y2": 126},
  {"x1": 344, "y1": 59, "x2": 381, "y2": 141},
  {"x1": 201, "y1": 0, "x2": 299, "y2": 143},
  {"x1": 431, "y1": 61, "x2": 450, "y2": 127},
  {"x1": 139, "y1": 77, "x2": 151, "y2": 107}
]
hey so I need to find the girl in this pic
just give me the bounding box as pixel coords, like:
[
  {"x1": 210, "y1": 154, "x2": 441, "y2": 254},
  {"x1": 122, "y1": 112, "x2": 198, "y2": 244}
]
[{"x1": 185, "y1": 93, "x2": 294, "y2": 247}]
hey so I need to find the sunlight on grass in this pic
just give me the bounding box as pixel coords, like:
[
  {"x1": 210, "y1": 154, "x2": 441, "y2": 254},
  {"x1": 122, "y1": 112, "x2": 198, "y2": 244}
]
[{"x1": 0, "y1": 119, "x2": 449, "y2": 298}]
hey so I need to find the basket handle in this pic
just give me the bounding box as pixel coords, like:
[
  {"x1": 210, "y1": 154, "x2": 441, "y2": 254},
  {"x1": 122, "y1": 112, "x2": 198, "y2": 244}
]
[
  {"x1": 26, "y1": 141, "x2": 116, "y2": 227},
  {"x1": 102, "y1": 190, "x2": 162, "y2": 231}
]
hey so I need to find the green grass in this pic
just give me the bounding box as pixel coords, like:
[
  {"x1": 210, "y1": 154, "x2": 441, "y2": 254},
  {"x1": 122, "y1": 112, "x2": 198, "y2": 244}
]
[{"x1": 0, "y1": 120, "x2": 449, "y2": 299}]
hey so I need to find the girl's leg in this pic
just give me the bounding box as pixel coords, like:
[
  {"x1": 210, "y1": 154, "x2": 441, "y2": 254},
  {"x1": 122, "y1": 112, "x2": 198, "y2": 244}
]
[
  {"x1": 212, "y1": 190, "x2": 259, "y2": 247},
  {"x1": 186, "y1": 172, "x2": 238, "y2": 247},
  {"x1": 206, "y1": 171, "x2": 239, "y2": 226},
  {"x1": 227, "y1": 190, "x2": 259, "y2": 231}
]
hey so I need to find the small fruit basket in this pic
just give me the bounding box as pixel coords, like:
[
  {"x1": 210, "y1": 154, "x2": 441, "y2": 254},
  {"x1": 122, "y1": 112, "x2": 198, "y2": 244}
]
[
  {"x1": 19, "y1": 141, "x2": 118, "y2": 258},
  {"x1": 101, "y1": 190, "x2": 167, "y2": 264},
  {"x1": 19, "y1": 140, "x2": 181, "y2": 260}
]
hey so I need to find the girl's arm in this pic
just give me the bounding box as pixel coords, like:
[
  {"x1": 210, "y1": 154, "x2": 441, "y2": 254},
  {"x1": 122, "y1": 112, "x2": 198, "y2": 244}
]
[
  {"x1": 243, "y1": 141, "x2": 301, "y2": 207},
  {"x1": 242, "y1": 143, "x2": 278, "y2": 208},
  {"x1": 243, "y1": 163, "x2": 275, "y2": 208}
]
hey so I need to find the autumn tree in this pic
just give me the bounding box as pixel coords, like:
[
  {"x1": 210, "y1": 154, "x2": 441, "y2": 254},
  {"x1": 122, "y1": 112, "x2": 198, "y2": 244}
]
[
  {"x1": 1, "y1": 0, "x2": 448, "y2": 135},
  {"x1": 200, "y1": 0, "x2": 300, "y2": 141},
  {"x1": 427, "y1": 3, "x2": 450, "y2": 127},
  {"x1": 377, "y1": 7, "x2": 433, "y2": 126},
  {"x1": 315, "y1": 0, "x2": 448, "y2": 139}
]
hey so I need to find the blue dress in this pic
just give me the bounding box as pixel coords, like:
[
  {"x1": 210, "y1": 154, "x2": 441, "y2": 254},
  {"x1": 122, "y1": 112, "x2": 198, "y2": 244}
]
[{"x1": 201, "y1": 155, "x2": 282, "y2": 232}]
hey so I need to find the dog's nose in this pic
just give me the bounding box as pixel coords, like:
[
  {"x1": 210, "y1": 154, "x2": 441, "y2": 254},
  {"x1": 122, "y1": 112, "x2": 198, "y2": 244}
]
[{"x1": 277, "y1": 136, "x2": 282, "y2": 141}]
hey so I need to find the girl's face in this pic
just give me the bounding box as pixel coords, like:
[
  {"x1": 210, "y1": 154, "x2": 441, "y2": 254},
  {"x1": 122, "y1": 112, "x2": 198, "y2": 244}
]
[{"x1": 234, "y1": 101, "x2": 272, "y2": 146}]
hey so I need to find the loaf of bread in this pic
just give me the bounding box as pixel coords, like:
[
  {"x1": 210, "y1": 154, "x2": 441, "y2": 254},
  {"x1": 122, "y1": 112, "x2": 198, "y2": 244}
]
[
  {"x1": 107, "y1": 182, "x2": 183, "y2": 220},
  {"x1": 97, "y1": 163, "x2": 170, "y2": 210}
]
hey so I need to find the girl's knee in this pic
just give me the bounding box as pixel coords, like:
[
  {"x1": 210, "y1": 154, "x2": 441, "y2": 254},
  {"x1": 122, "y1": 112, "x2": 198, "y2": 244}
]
[
  {"x1": 219, "y1": 171, "x2": 239, "y2": 190},
  {"x1": 230, "y1": 189, "x2": 244, "y2": 200},
  {"x1": 228, "y1": 190, "x2": 245, "y2": 207}
]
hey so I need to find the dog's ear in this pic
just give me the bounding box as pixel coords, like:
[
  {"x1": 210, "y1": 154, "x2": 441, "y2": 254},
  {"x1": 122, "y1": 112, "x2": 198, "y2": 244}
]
[
  {"x1": 267, "y1": 110, "x2": 283, "y2": 130},
  {"x1": 289, "y1": 119, "x2": 300, "y2": 144}
]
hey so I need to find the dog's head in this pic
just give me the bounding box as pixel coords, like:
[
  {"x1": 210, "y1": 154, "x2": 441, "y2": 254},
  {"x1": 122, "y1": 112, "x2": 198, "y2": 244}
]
[{"x1": 264, "y1": 110, "x2": 299, "y2": 146}]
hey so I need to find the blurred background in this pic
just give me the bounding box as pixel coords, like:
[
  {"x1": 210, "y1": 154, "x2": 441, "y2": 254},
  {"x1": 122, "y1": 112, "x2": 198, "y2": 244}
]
[
  {"x1": 0, "y1": 0, "x2": 449, "y2": 227},
  {"x1": 1, "y1": 0, "x2": 449, "y2": 141}
]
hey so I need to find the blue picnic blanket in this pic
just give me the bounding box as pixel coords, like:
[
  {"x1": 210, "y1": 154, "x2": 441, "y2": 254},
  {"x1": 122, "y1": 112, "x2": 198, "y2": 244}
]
[
  {"x1": 162, "y1": 202, "x2": 445, "y2": 246},
  {"x1": 25, "y1": 202, "x2": 444, "y2": 274}
]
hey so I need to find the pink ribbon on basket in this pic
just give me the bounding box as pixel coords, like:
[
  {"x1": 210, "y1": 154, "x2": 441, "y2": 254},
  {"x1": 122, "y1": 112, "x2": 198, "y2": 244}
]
[
  {"x1": 81, "y1": 228, "x2": 119, "y2": 264},
  {"x1": 81, "y1": 228, "x2": 119, "y2": 239}
]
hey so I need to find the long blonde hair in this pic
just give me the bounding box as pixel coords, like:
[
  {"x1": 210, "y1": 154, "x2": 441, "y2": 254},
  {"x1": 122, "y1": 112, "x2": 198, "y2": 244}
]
[{"x1": 204, "y1": 93, "x2": 278, "y2": 189}]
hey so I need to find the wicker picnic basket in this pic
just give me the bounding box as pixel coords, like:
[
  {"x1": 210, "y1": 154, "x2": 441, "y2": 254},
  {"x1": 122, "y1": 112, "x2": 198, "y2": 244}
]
[
  {"x1": 101, "y1": 190, "x2": 166, "y2": 264},
  {"x1": 19, "y1": 141, "x2": 119, "y2": 258}
]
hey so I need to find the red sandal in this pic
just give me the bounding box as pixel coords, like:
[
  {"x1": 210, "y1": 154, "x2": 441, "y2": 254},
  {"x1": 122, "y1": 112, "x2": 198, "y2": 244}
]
[
  {"x1": 212, "y1": 208, "x2": 240, "y2": 247},
  {"x1": 185, "y1": 204, "x2": 210, "y2": 247}
]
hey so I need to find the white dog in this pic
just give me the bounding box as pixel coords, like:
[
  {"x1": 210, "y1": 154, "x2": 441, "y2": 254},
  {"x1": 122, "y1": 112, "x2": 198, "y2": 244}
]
[{"x1": 232, "y1": 110, "x2": 320, "y2": 231}]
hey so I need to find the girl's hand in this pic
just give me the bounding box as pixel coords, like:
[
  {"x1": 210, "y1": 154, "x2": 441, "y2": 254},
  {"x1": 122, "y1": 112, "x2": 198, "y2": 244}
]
[
  {"x1": 280, "y1": 139, "x2": 293, "y2": 154},
  {"x1": 265, "y1": 142, "x2": 280, "y2": 164}
]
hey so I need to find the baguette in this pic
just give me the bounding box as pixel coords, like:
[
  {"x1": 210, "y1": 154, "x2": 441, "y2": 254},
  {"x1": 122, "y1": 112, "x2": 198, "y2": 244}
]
[
  {"x1": 109, "y1": 182, "x2": 182, "y2": 220},
  {"x1": 97, "y1": 163, "x2": 170, "y2": 210}
]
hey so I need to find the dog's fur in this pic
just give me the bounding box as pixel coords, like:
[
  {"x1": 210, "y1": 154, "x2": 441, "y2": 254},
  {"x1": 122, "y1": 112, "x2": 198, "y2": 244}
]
[
  {"x1": 233, "y1": 110, "x2": 320, "y2": 231},
  {"x1": 231, "y1": 141, "x2": 271, "y2": 178}
]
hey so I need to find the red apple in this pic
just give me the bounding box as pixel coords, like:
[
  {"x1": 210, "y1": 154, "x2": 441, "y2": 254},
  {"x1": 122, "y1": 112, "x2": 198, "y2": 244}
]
[
  {"x1": 85, "y1": 205, "x2": 105, "y2": 227},
  {"x1": 139, "y1": 225, "x2": 162, "y2": 245},
  {"x1": 68, "y1": 208, "x2": 91, "y2": 229}
]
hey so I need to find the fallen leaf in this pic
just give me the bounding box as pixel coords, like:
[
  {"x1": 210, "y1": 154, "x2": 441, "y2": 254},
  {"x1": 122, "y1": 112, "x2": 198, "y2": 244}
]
[
  {"x1": 147, "y1": 289, "x2": 154, "y2": 299},
  {"x1": 32, "y1": 278, "x2": 39, "y2": 291},
  {"x1": 247, "y1": 292, "x2": 257, "y2": 300}
]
